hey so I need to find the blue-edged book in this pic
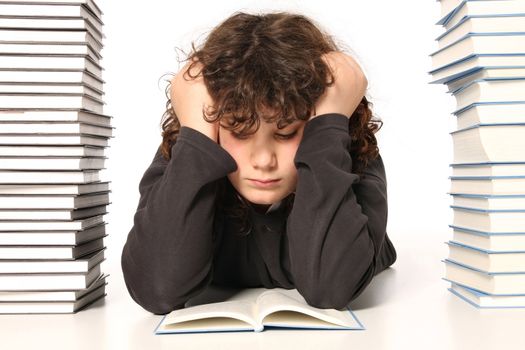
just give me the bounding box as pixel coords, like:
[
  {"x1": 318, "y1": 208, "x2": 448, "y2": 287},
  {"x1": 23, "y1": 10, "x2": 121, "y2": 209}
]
[
  {"x1": 449, "y1": 282, "x2": 525, "y2": 308},
  {"x1": 154, "y1": 287, "x2": 364, "y2": 334}
]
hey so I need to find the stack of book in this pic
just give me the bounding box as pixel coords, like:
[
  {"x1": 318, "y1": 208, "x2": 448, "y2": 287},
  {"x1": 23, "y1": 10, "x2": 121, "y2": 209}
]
[
  {"x1": 0, "y1": 0, "x2": 111, "y2": 313},
  {"x1": 430, "y1": 0, "x2": 525, "y2": 308}
]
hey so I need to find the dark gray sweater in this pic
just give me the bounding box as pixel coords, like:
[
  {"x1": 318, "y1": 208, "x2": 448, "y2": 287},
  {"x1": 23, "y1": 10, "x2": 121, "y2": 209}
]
[{"x1": 121, "y1": 113, "x2": 397, "y2": 314}]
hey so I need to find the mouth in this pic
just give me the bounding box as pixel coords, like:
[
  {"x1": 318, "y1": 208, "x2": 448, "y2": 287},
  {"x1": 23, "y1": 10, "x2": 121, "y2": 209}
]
[{"x1": 248, "y1": 178, "x2": 281, "y2": 188}]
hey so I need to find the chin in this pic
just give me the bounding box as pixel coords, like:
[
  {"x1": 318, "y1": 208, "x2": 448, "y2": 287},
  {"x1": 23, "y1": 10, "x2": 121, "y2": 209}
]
[{"x1": 241, "y1": 191, "x2": 282, "y2": 205}]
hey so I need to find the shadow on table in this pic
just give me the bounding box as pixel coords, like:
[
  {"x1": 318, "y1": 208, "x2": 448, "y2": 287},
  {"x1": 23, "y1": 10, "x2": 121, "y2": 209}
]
[{"x1": 348, "y1": 267, "x2": 398, "y2": 311}]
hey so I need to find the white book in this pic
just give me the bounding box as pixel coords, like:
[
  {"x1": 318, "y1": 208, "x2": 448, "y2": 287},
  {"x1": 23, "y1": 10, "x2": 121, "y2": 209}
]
[
  {"x1": 452, "y1": 206, "x2": 525, "y2": 233},
  {"x1": 0, "y1": 122, "x2": 112, "y2": 137},
  {"x1": 0, "y1": 0, "x2": 104, "y2": 19},
  {"x1": 438, "y1": 0, "x2": 525, "y2": 28},
  {"x1": 438, "y1": 0, "x2": 464, "y2": 19},
  {"x1": 0, "y1": 205, "x2": 107, "y2": 220},
  {"x1": 451, "y1": 79, "x2": 525, "y2": 112},
  {"x1": 0, "y1": 156, "x2": 106, "y2": 171},
  {"x1": 0, "y1": 4, "x2": 103, "y2": 30},
  {"x1": 0, "y1": 262, "x2": 101, "y2": 291},
  {"x1": 0, "y1": 273, "x2": 107, "y2": 301},
  {"x1": 0, "y1": 283, "x2": 106, "y2": 313},
  {"x1": 0, "y1": 170, "x2": 99, "y2": 184},
  {"x1": 436, "y1": 15, "x2": 525, "y2": 50},
  {"x1": 0, "y1": 69, "x2": 103, "y2": 90},
  {"x1": 0, "y1": 249, "x2": 104, "y2": 273},
  {"x1": 0, "y1": 192, "x2": 109, "y2": 209},
  {"x1": 452, "y1": 193, "x2": 525, "y2": 211},
  {"x1": 0, "y1": 236, "x2": 104, "y2": 260},
  {"x1": 0, "y1": 16, "x2": 103, "y2": 38},
  {"x1": 447, "y1": 241, "x2": 525, "y2": 273},
  {"x1": 451, "y1": 225, "x2": 525, "y2": 251},
  {"x1": 0, "y1": 214, "x2": 104, "y2": 231},
  {"x1": 454, "y1": 100, "x2": 525, "y2": 129},
  {"x1": 0, "y1": 109, "x2": 110, "y2": 125},
  {"x1": 0, "y1": 134, "x2": 109, "y2": 147},
  {"x1": 0, "y1": 83, "x2": 103, "y2": 100},
  {"x1": 0, "y1": 29, "x2": 102, "y2": 51},
  {"x1": 451, "y1": 162, "x2": 525, "y2": 176},
  {"x1": 450, "y1": 176, "x2": 525, "y2": 195},
  {"x1": 443, "y1": 259, "x2": 525, "y2": 295},
  {"x1": 0, "y1": 43, "x2": 100, "y2": 61},
  {"x1": 0, "y1": 181, "x2": 109, "y2": 194},
  {"x1": 451, "y1": 123, "x2": 525, "y2": 163},
  {"x1": 155, "y1": 287, "x2": 364, "y2": 334},
  {"x1": 429, "y1": 55, "x2": 525, "y2": 84},
  {"x1": 0, "y1": 145, "x2": 105, "y2": 157},
  {"x1": 0, "y1": 94, "x2": 103, "y2": 113},
  {"x1": 431, "y1": 34, "x2": 525, "y2": 71},
  {"x1": 446, "y1": 68, "x2": 525, "y2": 93},
  {"x1": 0, "y1": 223, "x2": 106, "y2": 245},
  {"x1": 0, "y1": 55, "x2": 102, "y2": 76},
  {"x1": 449, "y1": 282, "x2": 525, "y2": 308}
]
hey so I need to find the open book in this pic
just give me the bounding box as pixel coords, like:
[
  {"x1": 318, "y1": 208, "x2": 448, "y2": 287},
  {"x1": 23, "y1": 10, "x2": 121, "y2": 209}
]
[{"x1": 155, "y1": 287, "x2": 364, "y2": 334}]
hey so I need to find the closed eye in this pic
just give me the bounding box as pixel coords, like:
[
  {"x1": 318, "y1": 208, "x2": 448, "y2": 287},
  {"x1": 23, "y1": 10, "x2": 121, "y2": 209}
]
[{"x1": 275, "y1": 131, "x2": 298, "y2": 140}]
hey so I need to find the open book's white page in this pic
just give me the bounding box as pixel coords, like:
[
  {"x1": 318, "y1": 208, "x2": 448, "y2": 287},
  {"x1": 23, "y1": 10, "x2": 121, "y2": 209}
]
[{"x1": 255, "y1": 288, "x2": 362, "y2": 329}]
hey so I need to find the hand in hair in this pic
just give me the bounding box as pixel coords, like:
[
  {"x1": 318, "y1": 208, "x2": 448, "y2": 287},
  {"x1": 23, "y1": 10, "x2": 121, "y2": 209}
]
[
  {"x1": 311, "y1": 51, "x2": 368, "y2": 120},
  {"x1": 170, "y1": 58, "x2": 219, "y2": 142}
]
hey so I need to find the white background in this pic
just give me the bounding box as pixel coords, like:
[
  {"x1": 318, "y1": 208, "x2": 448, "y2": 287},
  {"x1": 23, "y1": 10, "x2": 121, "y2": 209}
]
[{"x1": 96, "y1": 0, "x2": 455, "y2": 297}]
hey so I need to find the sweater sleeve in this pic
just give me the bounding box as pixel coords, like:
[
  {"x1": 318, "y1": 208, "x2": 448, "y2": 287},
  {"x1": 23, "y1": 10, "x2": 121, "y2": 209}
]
[
  {"x1": 121, "y1": 126, "x2": 237, "y2": 314},
  {"x1": 286, "y1": 113, "x2": 395, "y2": 310}
]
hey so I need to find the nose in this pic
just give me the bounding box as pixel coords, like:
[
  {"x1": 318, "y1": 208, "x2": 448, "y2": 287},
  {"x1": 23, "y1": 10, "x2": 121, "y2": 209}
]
[{"x1": 250, "y1": 141, "x2": 277, "y2": 171}]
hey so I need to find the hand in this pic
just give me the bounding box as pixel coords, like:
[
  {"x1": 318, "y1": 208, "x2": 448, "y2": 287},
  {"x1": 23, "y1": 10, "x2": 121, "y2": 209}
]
[
  {"x1": 311, "y1": 51, "x2": 368, "y2": 120},
  {"x1": 170, "y1": 58, "x2": 219, "y2": 142}
]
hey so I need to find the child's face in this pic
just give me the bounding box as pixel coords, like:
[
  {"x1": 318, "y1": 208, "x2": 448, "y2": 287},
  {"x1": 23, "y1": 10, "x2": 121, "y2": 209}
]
[{"x1": 219, "y1": 118, "x2": 306, "y2": 207}]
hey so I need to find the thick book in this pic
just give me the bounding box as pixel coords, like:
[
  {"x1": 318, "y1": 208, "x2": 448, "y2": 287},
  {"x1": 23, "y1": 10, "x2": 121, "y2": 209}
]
[
  {"x1": 0, "y1": 43, "x2": 100, "y2": 61},
  {"x1": 0, "y1": 273, "x2": 107, "y2": 301},
  {"x1": 0, "y1": 214, "x2": 105, "y2": 231},
  {"x1": 0, "y1": 182, "x2": 109, "y2": 195},
  {"x1": 437, "y1": 0, "x2": 525, "y2": 28},
  {"x1": 0, "y1": 235, "x2": 105, "y2": 259},
  {"x1": 450, "y1": 225, "x2": 525, "y2": 251},
  {"x1": 436, "y1": 15, "x2": 525, "y2": 49},
  {"x1": 0, "y1": 0, "x2": 104, "y2": 20},
  {"x1": 451, "y1": 79, "x2": 525, "y2": 112},
  {"x1": 446, "y1": 240, "x2": 525, "y2": 272},
  {"x1": 0, "y1": 134, "x2": 109, "y2": 147},
  {"x1": 0, "y1": 109, "x2": 110, "y2": 126},
  {"x1": 0, "y1": 261, "x2": 101, "y2": 291},
  {"x1": 0, "y1": 281, "x2": 106, "y2": 314},
  {"x1": 0, "y1": 15, "x2": 103, "y2": 38},
  {"x1": 448, "y1": 282, "x2": 525, "y2": 308},
  {"x1": 0, "y1": 249, "x2": 105, "y2": 273},
  {"x1": 443, "y1": 259, "x2": 525, "y2": 294},
  {"x1": 438, "y1": 0, "x2": 464, "y2": 19},
  {"x1": 0, "y1": 83, "x2": 103, "y2": 100},
  {"x1": 0, "y1": 192, "x2": 110, "y2": 209},
  {"x1": 447, "y1": 69, "x2": 525, "y2": 94},
  {"x1": 0, "y1": 55, "x2": 102, "y2": 76},
  {"x1": 451, "y1": 206, "x2": 525, "y2": 233},
  {"x1": 0, "y1": 156, "x2": 106, "y2": 170},
  {"x1": 449, "y1": 176, "x2": 525, "y2": 195},
  {"x1": 0, "y1": 122, "x2": 112, "y2": 137},
  {"x1": 431, "y1": 34, "x2": 525, "y2": 71},
  {"x1": 451, "y1": 123, "x2": 525, "y2": 163},
  {"x1": 0, "y1": 170, "x2": 100, "y2": 184},
  {"x1": 451, "y1": 193, "x2": 525, "y2": 211},
  {"x1": 0, "y1": 145, "x2": 105, "y2": 157},
  {"x1": 0, "y1": 29, "x2": 102, "y2": 51},
  {"x1": 0, "y1": 223, "x2": 106, "y2": 245},
  {"x1": 155, "y1": 287, "x2": 364, "y2": 334},
  {"x1": 0, "y1": 94, "x2": 104, "y2": 113},
  {"x1": 454, "y1": 101, "x2": 525, "y2": 129},
  {"x1": 0, "y1": 205, "x2": 108, "y2": 220},
  {"x1": 429, "y1": 55, "x2": 525, "y2": 84},
  {"x1": 450, "y1": 162, "x2": 525, "y2": 177}
]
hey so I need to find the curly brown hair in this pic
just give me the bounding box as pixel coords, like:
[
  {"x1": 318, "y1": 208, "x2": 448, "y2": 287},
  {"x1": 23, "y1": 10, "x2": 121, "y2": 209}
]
[{"x1": 159, "y1": 11, "x2": 383, "y2": 235}]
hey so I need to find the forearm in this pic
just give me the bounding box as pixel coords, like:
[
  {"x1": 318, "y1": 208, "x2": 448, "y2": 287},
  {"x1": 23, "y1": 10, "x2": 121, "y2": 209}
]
[
  {"x1": 287, "y1": 114, "x2": 386, "y2": 310},
  {"x1": 121, "y1": 127, "x2": 236, "y2": 314}
]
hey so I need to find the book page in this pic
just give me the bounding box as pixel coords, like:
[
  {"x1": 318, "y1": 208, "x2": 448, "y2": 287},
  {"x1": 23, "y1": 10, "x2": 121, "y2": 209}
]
[
  {"x1": 255, "y1": 288, "x2": 362, "y2": 329},
  {"x1": 158, "y1": 287, "x2": 267, "y2": 333}
]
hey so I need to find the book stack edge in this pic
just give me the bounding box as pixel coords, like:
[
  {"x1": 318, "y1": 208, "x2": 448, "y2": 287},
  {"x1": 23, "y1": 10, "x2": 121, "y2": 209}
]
[
  {"x1": 431, "y1": 0, "x2": 525, "y2": 308},
  {"x1": 0, "y1": 0, "x2": 110, "y2": 314}
]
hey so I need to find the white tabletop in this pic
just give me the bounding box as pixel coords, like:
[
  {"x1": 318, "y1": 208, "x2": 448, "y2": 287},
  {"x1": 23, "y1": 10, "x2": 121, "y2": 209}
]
[{"x1": 1, "y1": 229, "x2": 524, "y2": 350}]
